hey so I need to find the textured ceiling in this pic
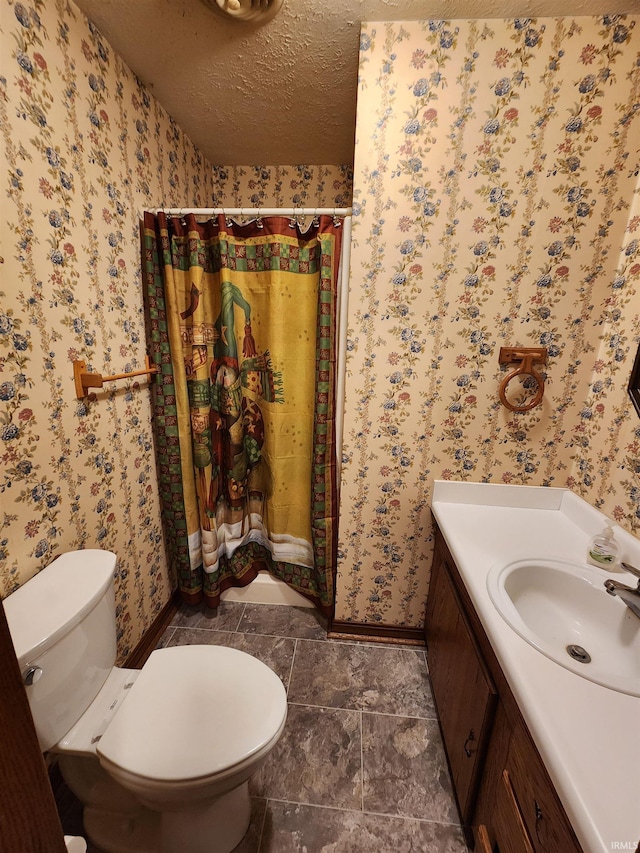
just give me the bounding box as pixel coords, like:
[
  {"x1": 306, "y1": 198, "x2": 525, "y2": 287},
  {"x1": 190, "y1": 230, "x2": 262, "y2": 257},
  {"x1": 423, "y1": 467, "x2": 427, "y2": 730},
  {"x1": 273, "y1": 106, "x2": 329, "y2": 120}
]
[{"x1": 73, "y1": 0, "x2": 640, "y2": 166}]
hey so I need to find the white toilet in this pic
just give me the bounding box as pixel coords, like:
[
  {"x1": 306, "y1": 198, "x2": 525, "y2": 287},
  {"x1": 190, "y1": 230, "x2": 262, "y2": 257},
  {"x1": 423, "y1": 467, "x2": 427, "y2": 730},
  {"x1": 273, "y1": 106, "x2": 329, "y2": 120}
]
[{"x1": 4, "y1": 550, "x2": 288, "y2": 853}]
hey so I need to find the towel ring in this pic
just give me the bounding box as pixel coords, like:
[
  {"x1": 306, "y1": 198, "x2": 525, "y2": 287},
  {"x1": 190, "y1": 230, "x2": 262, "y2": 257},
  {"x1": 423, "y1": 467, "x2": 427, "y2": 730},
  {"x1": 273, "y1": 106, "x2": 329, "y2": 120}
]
[{"x1": 498, "y1": 347, "x2": 547, "y2": 413}]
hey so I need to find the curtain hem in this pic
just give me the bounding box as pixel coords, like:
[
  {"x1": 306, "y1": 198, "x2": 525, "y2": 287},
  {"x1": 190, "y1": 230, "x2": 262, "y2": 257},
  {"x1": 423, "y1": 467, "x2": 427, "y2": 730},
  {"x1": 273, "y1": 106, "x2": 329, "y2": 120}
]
[{"x1": 180, "y1": 562, "x2": 333, "y2": 618}]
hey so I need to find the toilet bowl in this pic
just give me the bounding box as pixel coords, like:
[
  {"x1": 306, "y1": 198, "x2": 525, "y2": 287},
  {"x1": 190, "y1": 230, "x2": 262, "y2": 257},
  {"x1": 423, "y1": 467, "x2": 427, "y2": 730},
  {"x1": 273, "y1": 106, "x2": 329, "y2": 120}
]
[{"x1": 4, "y1": 550, "x2": 287, "y2": 853}]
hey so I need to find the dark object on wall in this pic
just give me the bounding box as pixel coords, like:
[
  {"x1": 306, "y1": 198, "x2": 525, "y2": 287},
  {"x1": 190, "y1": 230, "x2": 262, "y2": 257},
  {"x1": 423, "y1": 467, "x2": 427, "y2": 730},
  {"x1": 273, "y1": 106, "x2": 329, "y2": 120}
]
[
  {"x1": 0, "y1": 599, "x2": 67, "y2": 851},
  {"x1": 629, "y1": 344, "x2": 640, "y2": 417}
]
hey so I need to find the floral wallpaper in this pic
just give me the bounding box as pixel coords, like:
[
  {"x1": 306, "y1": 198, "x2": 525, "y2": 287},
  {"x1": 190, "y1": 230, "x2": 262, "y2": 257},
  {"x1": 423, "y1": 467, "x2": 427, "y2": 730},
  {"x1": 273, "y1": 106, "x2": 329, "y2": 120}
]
[
  {"x1": 209, "y1": 164, "x2": 353, "y2": 210},
  {"x1": 335, "y1": 17, "x2": 640, "y2": 627},
  {"x1": 0, "y1": 0, "x2": 352, "y2": 658},
  {"x1": 7, "y1": 2, "x2": 636, "y2": 641}
]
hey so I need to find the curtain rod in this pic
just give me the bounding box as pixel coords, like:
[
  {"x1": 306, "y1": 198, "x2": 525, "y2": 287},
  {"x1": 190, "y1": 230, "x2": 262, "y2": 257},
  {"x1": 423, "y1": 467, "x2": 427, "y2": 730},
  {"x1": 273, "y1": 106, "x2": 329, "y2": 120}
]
[{"x1": 145, "y1": 207, "x2": 352, "y2": 217}]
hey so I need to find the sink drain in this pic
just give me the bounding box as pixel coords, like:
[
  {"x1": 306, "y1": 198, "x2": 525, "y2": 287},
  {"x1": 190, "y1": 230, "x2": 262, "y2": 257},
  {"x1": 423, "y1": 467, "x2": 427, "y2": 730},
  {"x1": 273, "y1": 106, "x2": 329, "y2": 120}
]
[{"x1": 566, "y1": 644, "x2": 591, "y2": 664}]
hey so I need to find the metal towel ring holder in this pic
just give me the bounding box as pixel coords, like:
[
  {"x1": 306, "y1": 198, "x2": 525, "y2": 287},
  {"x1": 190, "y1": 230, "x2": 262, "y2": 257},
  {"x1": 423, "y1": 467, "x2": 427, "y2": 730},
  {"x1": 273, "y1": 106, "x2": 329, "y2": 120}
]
[{"x1": 498, "y1": 347, "x2": 548, "y2": 413}]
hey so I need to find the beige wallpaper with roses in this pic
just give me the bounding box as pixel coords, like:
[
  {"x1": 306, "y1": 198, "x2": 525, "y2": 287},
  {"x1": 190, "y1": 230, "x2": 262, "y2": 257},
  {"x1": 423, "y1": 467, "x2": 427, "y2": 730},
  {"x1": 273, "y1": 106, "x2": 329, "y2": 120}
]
[
  {"x1": 3, "y1": 2, "x2": 638, "y2": 643},
  {"x1": 0, "y1": 0, "x2": 351, "y2": 657},
  {"x1": 335, "y1": 17, "x2": 640, "y2": 627}
]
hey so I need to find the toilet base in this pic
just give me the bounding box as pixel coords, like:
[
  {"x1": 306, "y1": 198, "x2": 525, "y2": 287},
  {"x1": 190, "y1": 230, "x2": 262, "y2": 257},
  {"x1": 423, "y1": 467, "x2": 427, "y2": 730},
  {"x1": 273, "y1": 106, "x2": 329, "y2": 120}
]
[
  {"x1": 161, "y1": 781, "x2": 251, "y2": 853},
  {"x1": 84, "y1": 784, "x2": 251, "y2": 853},
  {"x1": 84, "y1": 805, "x2": 159, "y2": 853},
  {"x1": 58, "y1": 754, "x2": 158, "y2": 853},
  {"x1": 59, "y1": 754, "x2": 251, "y2": 853}
]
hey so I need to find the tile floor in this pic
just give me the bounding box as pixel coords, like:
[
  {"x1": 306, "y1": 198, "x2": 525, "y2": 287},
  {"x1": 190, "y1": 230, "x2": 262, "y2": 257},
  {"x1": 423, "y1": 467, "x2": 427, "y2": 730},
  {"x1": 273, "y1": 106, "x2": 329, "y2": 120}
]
[
  {"x1": 56, "y1": 601, "x2": 468, "y2": 852},
  {"x1": 156, "y1": 601, "x2": 468, "y2": 852}
]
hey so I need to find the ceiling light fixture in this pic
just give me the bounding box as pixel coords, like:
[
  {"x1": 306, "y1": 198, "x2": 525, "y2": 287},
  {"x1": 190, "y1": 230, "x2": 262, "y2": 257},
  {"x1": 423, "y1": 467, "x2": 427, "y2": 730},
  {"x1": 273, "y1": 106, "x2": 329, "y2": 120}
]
[{"x1": 201, "y1": 0, "x2": 284, "y2": 24}]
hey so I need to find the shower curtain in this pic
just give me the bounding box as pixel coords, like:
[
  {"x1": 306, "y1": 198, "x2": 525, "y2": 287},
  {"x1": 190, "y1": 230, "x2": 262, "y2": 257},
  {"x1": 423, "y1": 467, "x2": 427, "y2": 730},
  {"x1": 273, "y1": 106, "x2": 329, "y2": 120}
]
[{"x1": 141, "y1": 211, "x2": 343, "y2": 615}]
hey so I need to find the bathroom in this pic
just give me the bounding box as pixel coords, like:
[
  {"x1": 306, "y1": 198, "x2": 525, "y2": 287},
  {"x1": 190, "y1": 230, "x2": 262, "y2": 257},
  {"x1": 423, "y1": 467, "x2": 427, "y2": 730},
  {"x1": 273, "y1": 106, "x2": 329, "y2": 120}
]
[{"x1": 1, "y1": 0, "x2": 639, "y2": 850}]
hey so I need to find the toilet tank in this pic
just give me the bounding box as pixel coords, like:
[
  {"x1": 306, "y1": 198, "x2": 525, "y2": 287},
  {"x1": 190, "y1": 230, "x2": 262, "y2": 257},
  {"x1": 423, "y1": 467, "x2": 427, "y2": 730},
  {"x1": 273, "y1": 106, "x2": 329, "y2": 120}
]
[{"x1": 4, "y1": 550, "x2": 118, "y2": 752}]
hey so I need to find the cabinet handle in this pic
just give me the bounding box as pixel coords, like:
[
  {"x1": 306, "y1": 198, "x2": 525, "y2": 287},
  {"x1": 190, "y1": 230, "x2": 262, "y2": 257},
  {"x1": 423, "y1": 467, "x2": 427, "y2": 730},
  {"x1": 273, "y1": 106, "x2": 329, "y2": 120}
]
[
  {"x1": 534, "y1": 799, "x2": 544, "y2": 842},
  {"x1": 476, "y1": 824, "x2": 493, "y2": 853},
  {"x1": 464, "y1": 729, "x2": 476, "y2": 757}
]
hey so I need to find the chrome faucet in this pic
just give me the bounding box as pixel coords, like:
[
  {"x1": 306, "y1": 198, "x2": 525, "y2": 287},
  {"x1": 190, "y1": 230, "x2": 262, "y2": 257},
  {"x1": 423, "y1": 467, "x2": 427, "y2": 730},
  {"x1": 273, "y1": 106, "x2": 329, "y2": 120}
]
[{"x1": 604, "y1": 562, "x2": 640, "y2": 620}]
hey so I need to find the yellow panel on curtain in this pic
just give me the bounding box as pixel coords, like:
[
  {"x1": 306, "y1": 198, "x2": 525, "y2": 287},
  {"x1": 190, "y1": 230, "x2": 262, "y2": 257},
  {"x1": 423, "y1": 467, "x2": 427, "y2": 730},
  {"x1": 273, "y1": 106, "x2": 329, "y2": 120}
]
[{"x1": 141, "y1": 212, "x2": 343, "y2": 615}]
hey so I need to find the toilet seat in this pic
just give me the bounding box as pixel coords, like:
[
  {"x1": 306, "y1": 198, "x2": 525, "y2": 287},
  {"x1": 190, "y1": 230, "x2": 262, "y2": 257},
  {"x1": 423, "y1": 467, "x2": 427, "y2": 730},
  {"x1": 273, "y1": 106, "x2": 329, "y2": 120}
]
[{"x1": 96, "y1": 645, "x2": 287, "y2": 785}]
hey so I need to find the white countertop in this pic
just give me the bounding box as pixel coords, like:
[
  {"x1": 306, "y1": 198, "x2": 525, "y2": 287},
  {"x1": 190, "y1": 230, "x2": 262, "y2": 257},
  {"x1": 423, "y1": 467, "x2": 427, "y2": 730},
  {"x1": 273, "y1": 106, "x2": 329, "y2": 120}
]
[{"x1": 431, "y1": 481, "x2": 640, "y2": 853}]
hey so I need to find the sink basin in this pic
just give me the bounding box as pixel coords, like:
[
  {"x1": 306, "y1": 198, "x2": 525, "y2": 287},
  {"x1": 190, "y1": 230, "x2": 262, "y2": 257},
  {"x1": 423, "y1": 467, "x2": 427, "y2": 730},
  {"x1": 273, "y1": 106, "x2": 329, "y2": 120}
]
[{"x1": 487, "y1": 559, "x2": 640, "y2": 697}]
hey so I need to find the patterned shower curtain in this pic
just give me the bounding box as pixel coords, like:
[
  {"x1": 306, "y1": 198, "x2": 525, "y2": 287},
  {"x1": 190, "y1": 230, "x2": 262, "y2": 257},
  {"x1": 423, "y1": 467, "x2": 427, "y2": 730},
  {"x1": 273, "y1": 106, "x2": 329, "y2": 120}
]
[{"x1": 141, "y1": 212, "x2": 342, "y2": 616}]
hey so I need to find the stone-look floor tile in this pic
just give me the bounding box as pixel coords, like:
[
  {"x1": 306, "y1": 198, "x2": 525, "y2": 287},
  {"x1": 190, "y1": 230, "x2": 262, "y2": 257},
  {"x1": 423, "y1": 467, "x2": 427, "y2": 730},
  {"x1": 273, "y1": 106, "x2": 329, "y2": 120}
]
[
  {"x1": 166, "y1": 626, "x2": 223, "y2": 647},
  {"x1": 166, "y1": 628, "x2": 295, "y2": 686},
  {"x1": 289, "y1": 639, "x2": 436, "y2": 718},
  {"x1": 169, "y1": 600, "x2": 246, "y2": 631},
  {"x1": 238, "y1": 603, "x2": 327, "y2": 640},
  {"x1": 231, "y1": 798, "x2": 267, "y2": 853},
  {"x1": 362, "y1": 713, "x2": 460, "y2": 824},
  {"x1": 250, "y1": 704, "x2": 362, "y2": 810},
  {"x1": 332, "y1": 639, "x2": 431, "y2": 673},
  {"x1": 154, "y1": 626, "x2": 176, "y2": 650},
  {"x1": 168, "y1": 628, "x2": 296, "y2": 688},
  {"x1": 260, "y1": 801, "x2": 468, "y2": 853},
  {"x1": 57, "y1": 604, "x2": 463, "y2": 853},
  {"x1": 168, "y1": 602, "x2": 206, "y2": 628}
]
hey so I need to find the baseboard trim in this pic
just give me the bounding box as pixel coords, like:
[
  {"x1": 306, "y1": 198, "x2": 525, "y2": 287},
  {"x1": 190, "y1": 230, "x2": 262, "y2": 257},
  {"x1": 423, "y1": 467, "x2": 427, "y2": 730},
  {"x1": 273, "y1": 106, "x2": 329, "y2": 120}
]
[
  {"x1": 125, "y1": 589, "x2": 181, "y2": 669},
  {"x1": 329, "y1": 619, "x2": 425, "y2": 646}
]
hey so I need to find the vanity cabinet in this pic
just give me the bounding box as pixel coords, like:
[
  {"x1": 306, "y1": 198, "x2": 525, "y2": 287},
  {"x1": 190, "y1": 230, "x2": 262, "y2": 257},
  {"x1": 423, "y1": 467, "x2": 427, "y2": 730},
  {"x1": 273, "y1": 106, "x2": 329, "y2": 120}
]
[
  {"x1": 425, "y1": 526, "x2": 583, "y2": 853},
  {"x1": 424, "y1": 537, "x2": 497, "y2": 827}
]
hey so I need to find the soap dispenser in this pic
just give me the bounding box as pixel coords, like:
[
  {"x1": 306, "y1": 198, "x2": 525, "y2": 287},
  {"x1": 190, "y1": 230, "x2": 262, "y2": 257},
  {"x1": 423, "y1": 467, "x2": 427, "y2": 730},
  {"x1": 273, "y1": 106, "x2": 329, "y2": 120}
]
[{"x1": 586, "y1": 523, "x2": 619, "y2": 568}]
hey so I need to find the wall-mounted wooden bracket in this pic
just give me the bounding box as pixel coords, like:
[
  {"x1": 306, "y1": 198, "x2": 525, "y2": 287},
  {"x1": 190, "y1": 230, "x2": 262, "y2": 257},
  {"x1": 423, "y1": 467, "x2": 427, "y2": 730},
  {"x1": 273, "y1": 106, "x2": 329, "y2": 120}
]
[
  {"x1": 498, "y1": 347, "x2": 547, "y2": 413},
  {"x1": 73, "y1": 356, "x2": 158, "y2": 399}
]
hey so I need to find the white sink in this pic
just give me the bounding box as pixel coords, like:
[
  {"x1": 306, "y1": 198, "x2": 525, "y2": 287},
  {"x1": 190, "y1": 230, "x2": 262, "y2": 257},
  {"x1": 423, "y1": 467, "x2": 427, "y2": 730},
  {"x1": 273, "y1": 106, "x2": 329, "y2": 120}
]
[{"x1": 487, "y1": 559, "x2": 640, "y2": 697}]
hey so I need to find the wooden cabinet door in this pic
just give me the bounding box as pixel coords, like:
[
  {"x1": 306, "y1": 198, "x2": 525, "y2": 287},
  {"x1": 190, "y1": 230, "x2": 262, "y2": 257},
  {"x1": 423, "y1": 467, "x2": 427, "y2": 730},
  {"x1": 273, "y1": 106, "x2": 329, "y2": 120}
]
[
  {"x1": 494, "y1": 769, "x2": 535, "y2": 853},
  {"x1": 506, "y1": 721, "x2": 582, "y2": 853},
  {"x1": 0, "y1": 600, "x2": 67, "y2": 852},
  {"x1": 425, "y1": 544, "x2": 498, "y2": 825}
]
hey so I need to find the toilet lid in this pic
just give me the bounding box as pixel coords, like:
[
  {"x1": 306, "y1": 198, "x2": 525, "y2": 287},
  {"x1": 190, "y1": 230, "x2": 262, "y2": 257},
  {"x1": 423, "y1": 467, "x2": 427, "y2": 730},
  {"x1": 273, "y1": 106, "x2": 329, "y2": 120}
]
[{"x1": 96, "y1": 645, "x2": 287, "y2": 783}]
